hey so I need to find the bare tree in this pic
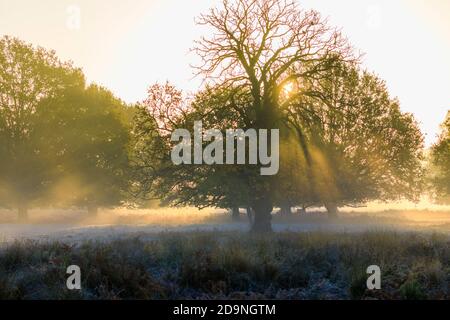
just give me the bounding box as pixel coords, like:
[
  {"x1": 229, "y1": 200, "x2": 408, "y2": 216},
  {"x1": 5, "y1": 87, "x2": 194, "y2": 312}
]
[
  {"x1": 194, "y1": 0, "x2": 354, "y2": 118},
  {"x1": 193, "y1": 0, "x2": 355, "y2": 232}
]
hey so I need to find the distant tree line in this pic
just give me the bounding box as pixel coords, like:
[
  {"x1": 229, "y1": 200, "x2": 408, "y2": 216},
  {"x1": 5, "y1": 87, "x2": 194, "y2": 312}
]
[{"x1": 0, "y1": 0, "x2": 447, "y2": 232}]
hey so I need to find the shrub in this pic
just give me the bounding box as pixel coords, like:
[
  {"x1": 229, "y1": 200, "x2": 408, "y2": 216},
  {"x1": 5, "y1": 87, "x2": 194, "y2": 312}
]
[{"x1": 400, "y1": 280, "x2": 427, "y2": 300}]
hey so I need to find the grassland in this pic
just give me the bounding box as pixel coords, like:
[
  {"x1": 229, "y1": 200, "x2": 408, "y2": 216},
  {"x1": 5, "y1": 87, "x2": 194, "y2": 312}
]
[{"x1": 0, "y1": 230, "x2": 449, "y2": 300}]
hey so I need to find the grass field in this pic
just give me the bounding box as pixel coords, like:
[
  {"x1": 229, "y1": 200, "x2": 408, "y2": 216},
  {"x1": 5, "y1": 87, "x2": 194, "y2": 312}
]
[{"x1": 0, "y1": 230, "x2": 449, "y2": 300}]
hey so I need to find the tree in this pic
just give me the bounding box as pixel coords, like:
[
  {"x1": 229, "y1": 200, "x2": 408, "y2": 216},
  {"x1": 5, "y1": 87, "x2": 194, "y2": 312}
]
[
  {"x1": 129, "y1": 83, "x2": 189, "y2": 206},
  {"x1": 285, "y1": 62, "x2": 424, "y2": 216},
  {"x1": 130, "y1": 83, "x2": 256, "y2": 217},
  {"x1": 132, "y1": 0, "x2": 424, "y2": 231},
  {"x1": 193, "y1": 0, "x2": 354, "y2": 231},
  {"x1": 0, "y1": 36, "x2": 84, "y2": 220},
  {"x1": 429, "y1": 111, "x2": 450, "y2": 204},
  {"x1": 39, "y1": 84, "x2": 131, "y2": 215}
]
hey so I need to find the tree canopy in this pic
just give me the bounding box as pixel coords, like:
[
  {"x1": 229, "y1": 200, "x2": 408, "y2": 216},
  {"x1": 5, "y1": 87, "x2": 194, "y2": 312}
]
[
  {"x1": 0, "y1": 36, "x2": 131, "y2": 219},
  {"x1": 282, "y1": 62, "x2": 424, "y2": 213},
  {"x1": 429, "y1": 112, "x2": 450, "y2": 204},
  {"x1": 38, "y1": 84, "x2": 132, "y2": 214},
  {"x1": 0, "y1": 36, "x2": 84, "y2": 219}
]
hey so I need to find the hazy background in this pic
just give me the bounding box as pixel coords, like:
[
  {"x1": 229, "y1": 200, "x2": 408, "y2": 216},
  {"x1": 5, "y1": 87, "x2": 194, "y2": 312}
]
[{"x1": 0, "y1": 0, "x2": 449, "y2": 146}]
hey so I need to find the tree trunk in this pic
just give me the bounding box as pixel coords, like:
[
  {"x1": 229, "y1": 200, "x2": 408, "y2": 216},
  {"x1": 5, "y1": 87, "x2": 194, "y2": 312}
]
[
  {"x1": 231, "y1": 207, "x2": 240, "y2": 221},
  {"x1": 325, "y1": 202, "x2": 339, "y2": 218},
  {"x1": 280, "y1": 203, "x2": 292, "y2": 216},
  {"x1": 87, "y1": 205, "x2": 98, "y2": 216},
  {"x1": 251, "y1": 198, "x2": 273, "y2": 233},
  {"x1": 246, "y1": 207, "x2": 254, "y2": 224},
  {"x1": 18, "y1": 203, "x2": 28, "y2": 222}
]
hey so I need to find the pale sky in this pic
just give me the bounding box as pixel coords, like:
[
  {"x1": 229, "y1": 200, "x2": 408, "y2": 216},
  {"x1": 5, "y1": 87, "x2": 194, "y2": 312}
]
[{"x1": 0, "y1": 0, "x2": 449, "y2": 146}]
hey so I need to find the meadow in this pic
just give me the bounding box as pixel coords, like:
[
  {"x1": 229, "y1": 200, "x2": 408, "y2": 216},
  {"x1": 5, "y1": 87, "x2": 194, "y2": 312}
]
[{"x1": 0, "y1": 207, "x2": 449, "y2": 300}]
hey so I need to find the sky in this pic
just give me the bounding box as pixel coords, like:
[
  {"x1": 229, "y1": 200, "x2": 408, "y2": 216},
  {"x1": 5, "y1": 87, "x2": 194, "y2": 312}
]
[{"x1": 0, "y1": 0, "x2": 449, "y2": 146}]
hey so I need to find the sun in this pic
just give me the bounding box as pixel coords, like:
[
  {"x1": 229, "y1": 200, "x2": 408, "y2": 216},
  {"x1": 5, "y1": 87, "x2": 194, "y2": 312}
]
[{"x1": 282, "y1": 82, "x2": 295, "y2": 96}]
